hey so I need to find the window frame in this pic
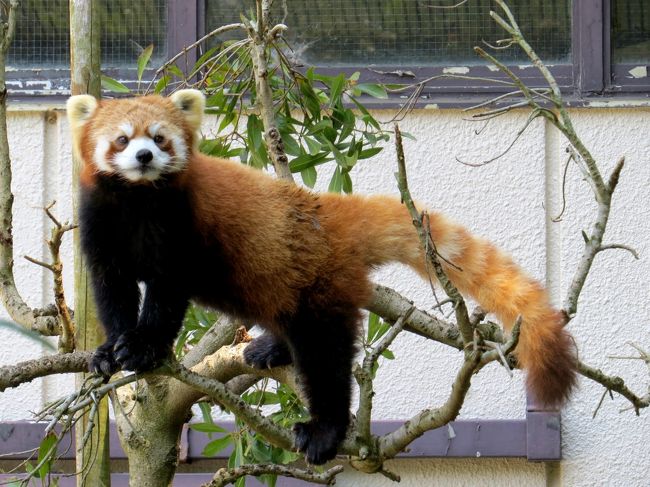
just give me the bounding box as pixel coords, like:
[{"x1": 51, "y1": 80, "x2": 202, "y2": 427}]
[{"x1": 7, "y1": 0, "x2": 649, "y2": 104}]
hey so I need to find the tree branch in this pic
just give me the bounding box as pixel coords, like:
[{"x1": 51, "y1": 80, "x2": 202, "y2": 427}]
[
  {"x1": 24, "y1": 202, "x2": 77, "y2": 352},
  {"x1": 393, "y1": 123, "x2": 473, "y2": 345},
  {"x1": 145, "y1": 22, "x2": 247, "y2": 94},
  {"x1": 247, "y1": 4, "x2": 292, "y2": 181},
  {"x1": 378, "y1": 350, "x2": 481, "y2": 459},
  {"x1": 0, "y1": 0, "x2": 60, "y2": 337},
  {"x1": 164, "y1": 359, "x2": 294, "y2": 450},
  {"x1": 356, "y1": 308, "x2": 414, "y2": 444},
  {"x1": 577, "y1": 360, "x2": 650, "y2": 415},
  {"x1": 0, "y1": 351, "x2": 91, "y2": 392},
  {"x1": 205, "y1": 463, "x2": 343, "y2": 487}
]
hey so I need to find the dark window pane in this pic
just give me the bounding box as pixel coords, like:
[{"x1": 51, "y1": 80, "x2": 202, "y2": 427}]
[
  {"x1": 612, "y1": 0, "x2": 650, "y2": 63},
  {"x1": 204, "y1": 0, "x2": 571, "y2": 67},
  {"x1": 8, "y1": 0, "x2": 168, "y2": 69}
]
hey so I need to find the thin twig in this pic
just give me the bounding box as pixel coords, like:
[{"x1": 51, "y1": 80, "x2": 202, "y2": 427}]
[{"x1": 145, "y1": 23, "x2": 247, "y2": 93}]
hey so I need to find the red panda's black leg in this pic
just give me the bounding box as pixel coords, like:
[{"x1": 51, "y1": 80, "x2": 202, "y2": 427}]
[
  {"x1": 286, "y1": 308, "x2": 359, "y2": 465},
  {"x1": 113, "y1": 280, "x2": 189, "y2": 373},
  {"x1": 89, "y1": 269, "x2": 140, "y2": 377},
  {"x1": 243, "y1": 333, "x2": 293, "y2": 369}
]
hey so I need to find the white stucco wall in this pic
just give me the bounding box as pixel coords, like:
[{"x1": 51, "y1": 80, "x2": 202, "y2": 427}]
[{"x1": 1, "y1": 102, "x2": 649, "y2": 486}]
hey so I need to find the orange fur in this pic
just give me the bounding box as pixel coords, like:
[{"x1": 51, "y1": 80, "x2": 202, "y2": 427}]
[
  {"x1": 328, "y1": 195, "x2": 577, "y2": 406},
  {"x1": 70, "y1": 93, "x2": 576, "y2": 407}
]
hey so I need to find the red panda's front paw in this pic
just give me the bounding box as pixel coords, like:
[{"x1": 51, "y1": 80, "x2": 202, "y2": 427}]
[
  {"x1": 90, "y1": 342, "x2": 120, "y2": 379},
  {"x1": 113, "y1": 330, "x2": 170, "y2": 373}
]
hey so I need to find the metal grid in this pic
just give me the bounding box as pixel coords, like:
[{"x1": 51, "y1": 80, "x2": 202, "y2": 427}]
[
  {"x1": 612, "y1": 0, "x2": 650, "y2": 63},
  {"x1": 8, "y1": 0, "x2": 168, "y2": 69},
  {"x1": 205, "y1": 0, "x2": 572, "y2": 67}
]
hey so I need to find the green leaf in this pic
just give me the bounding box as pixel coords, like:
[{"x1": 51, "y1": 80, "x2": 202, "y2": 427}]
[
  {"x1": 35, "y1": 433, "x2": 57, "y2": 479},
  {"x1": 198, "y1": 402, "x2": 214, "y2": 425},
  {"x1": 137, "y1": 44, "x2": 154, "y2": 82},
  {"x1": 358, "y1": 147, "x2": 383, "y2": 159},
  {"x1": 289, "y1": 152, "x2": 330, "y2": 173},
  {"x1": 244, "y1": 390, "x2": 280, "y2": 406},
  {"x1": 329, "y1": 73, "x2": 346, "y2": 107},
  {"x1": 154, "y1": 75, "x2": 170, "y2": 94},
  {"x1": 328, "y1": 167, "x2": 342, "y2": 193},
  {"x1": 249, "y1": 439, "x2": 272, "y2": 463},
  {"x1": 367, "y1": 312, "x2": 380, "y2": 342},
  {"x1": 301, "y1": 166, "x2": 317, "y2": 188},
  {"x1": 381, "y1": 349, "x2": 395, "y2": 360},
  {"x1": 342, "y1": 170, "x2": 353, "y2": 194},
  {"x1": 100, "y1": 75, "x2": 130, "y2": 94},
  {"x1": 190, "y1": 422, "x2": 228, "y2": 434},
  {"x1": 247, "y1": 115, "x2": 263, "y2": 150},
  {"x1": 167, "y1": 64, "x2": 184, "y2": 79},
  {"x1": 280, "y1": 132, "x2": 301, "y2": 157},
  {"x1": 355, "y1": 83, "x2": 388, "y2": 99},
  {"x1": 193, "y1": 46, "x2": 220, "y2": 73},
  {"x1": 203, "y1": 435, "x2": 232, "y2": 457},
  {"x1": 304, "y1": 137, "x2": 322, "y2": 155}
]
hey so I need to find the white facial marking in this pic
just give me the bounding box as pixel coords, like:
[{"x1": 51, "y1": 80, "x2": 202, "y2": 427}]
[
  {"x1": 169, "y1": 132, "x2": 188, "y2": 166},
  {"x1": 118, "y1": 122, "x2": 134, "y2": 138},
  {"x1": 112, "y1": 136, "x2": 172, "y2": 182},
  {"x1": 149, "y1": 122, "x2": 161, "y2": 136},
  {"x1": 93, "y1": 137, "x2": 112, "y2": 172}
]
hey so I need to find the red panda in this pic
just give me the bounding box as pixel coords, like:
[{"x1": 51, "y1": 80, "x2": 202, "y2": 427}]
[{"x1": 66, "y1": 90, "x2": 577, "y2": 465}]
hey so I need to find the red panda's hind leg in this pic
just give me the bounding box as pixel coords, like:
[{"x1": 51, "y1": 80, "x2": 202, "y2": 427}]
[
  {"x1": 285, "y1": 301, "x2": 361, "y2": 465},
  {"x1": 243, "y1": 333, "x2": 293, "y2": 369}
]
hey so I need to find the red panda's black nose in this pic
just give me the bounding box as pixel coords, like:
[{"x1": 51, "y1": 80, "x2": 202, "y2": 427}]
[{"x1": 136, "y1": 149, "x2": 153, "y2": 165}]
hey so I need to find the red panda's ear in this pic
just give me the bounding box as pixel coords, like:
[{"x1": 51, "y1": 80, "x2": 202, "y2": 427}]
[
  {"x1": 66, "y1": 95, "x2": 98, "y2": 131},
  {"x1": 66, "y1": 95, "x2": 98, "y2": 161},
  {"x1": 170, "y1": 89, "x2": 205, "y2": 131}
]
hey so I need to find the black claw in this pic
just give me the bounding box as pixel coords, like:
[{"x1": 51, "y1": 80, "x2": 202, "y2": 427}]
[
  {"x1": 243, "y1": 334, "x2": 292, "y2": 369},
  {"x1": 90, "y1": 342, "x2": 120, "y2": 379},
  {"x1": 113, "y1": 330, "x2": 169, "y2": 373},
  {"x1": 292, "y1": 420, "x2": 343, "y2": 465}
]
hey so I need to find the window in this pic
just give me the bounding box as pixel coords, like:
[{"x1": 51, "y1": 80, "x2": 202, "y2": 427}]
[
  {"x1": 8, "y1": 0, "x2": 172, "y2": 96},
  {"x1": 8, "y1": 1, "x2": 650, "y2": 101},
  {"x1": 610, "y1": 0, "x2": 650, "y2": 91},
  {"x1": 9, "y1": 0, "x2": 168, "y2": 69},
  {"x1": 204, "y1": 0, "x2": 572, "y2": 66}
]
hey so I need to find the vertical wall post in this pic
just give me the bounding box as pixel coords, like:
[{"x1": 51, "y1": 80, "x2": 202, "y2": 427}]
[{"x1": 69, "y1": 1, "x2": 111, "y2": 485}]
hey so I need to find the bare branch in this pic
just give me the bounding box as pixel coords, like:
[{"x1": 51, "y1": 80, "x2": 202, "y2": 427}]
[
  {"x1": 394, "y1": 124, "x2": 473, "y2": 345},
  {"x1": 597, "y1": 243, "x2": 640, "y2": 260},
  {"x1": 145, "y1": 22, "x2": 247, "y2": 93},
  {"x1": 0, "y1": 351, "x2": 92, "y2": 392},
  {"x1": 368, "y1": 286, "x2": 462, "y2": 350},
  {"x1": 378, "y1": 350, "x2": 481, "y2": 459},
  {"x1": 164, "y1": 358, "x2": 295, "y2": 451},
  {"x1": 577, "y1": 360, "x2": 650, "y2": 415},
  {"x1": 205, "y1": 464, "x2": 343, "y2": 487},
  {"x1": 356, "y1": 308, "x2": 414, "y2": 443}
]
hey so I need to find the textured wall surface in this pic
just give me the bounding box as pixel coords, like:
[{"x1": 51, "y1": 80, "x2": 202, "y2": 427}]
[{"x1": 1, "y1": 104, "x2": 649, "y2": 486}]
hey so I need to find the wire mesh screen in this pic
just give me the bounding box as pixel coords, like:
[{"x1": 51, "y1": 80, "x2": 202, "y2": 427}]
[
  {"x1": 612, "y1": 0, "x2": 650, "y2": 63},
  {"x1": 8, "y1": 0, "x2": 168, "y2": 69},
  {"x1": 204, "y1": 0, "x2": 572, "y2": 67}
]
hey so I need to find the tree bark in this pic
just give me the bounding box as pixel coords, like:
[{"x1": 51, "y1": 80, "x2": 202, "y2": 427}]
[{"x1": 69, "y1": 1, "x2": 109, "y2": 486}]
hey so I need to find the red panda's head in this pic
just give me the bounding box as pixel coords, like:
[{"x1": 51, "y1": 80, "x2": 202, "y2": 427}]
[{"x1": 66, "y1": 90, "x2": 205, "y2": 185}]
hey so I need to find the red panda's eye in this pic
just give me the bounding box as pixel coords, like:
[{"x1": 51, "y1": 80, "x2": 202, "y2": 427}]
[
  {"x1": 117, "y1": 135, "x2": 128, "y2": 145},
  {"x1": 153, "y1": 134, "x2": 164, "y2": 144}
]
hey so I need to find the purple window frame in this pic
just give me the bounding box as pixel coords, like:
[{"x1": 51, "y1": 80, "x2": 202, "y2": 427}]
[
  {"x1": 0, "y1": 408, "x2": 561, "y2": 484},
  {"x1": 8, "y1": 0, "x2": 649, "y2": 104}
]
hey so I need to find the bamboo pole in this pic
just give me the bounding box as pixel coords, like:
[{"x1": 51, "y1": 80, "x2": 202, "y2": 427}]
[{"x1": 69, "y1": 1, "x2": 110, "y2": 486}]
